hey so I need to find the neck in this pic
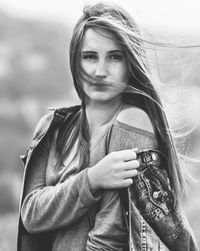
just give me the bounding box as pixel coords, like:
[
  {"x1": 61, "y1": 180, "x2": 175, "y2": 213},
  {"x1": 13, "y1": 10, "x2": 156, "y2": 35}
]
[{"x1": 85, "y1": 97, "x2": 123, "y2": 130}]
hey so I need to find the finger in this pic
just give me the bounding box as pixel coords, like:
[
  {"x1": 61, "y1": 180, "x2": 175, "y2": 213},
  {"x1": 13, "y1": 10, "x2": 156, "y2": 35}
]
[
  {"x1": 121, "y1": 170, "x2": 138, "y2": 179},
  {"x1": 115, "y1": 149, "x2": 137, "y2": 161},
  {"x1": 122, "y1": 160, "x2": 140, "y2": 170},
  {"x1": 131, "y1": 148, "x2": 139, "y2": 153},
  {"x1": 121, "y1": 178, "x2": 133, "y2": 187}
]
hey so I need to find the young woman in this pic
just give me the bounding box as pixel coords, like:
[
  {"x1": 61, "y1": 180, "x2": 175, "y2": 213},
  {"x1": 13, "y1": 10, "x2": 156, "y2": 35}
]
[{"x1": 17, "y1": 2, "x2": 199, "y2": 251}]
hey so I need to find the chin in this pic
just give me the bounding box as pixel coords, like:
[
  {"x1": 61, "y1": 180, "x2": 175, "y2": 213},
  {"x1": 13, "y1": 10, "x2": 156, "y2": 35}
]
[{"x1": 86, "y1": 92, "x2": 122, "y2": 103}]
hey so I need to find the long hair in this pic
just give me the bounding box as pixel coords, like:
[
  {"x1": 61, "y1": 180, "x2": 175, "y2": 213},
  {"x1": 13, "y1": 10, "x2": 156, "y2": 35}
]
[{"x1": 56, "y1": 2, "x2": 185, "y2": 204}]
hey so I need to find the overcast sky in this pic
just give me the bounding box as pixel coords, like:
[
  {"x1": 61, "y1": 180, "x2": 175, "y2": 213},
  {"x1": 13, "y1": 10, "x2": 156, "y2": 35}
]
[{"x1": 0, "y1": 0, "x2": 200, "y2": 34}]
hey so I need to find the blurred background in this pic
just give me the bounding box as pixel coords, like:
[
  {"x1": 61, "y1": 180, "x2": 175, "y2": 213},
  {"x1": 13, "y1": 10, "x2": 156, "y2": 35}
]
[{"x1": 0, "y1": 0, "x2": 200, "y2": 250}]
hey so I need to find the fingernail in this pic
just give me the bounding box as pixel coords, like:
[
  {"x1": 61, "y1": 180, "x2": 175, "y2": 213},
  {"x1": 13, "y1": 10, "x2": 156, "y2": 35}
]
[{"x1": 131, "y1": 148, "x2": 139, "y2": 152}]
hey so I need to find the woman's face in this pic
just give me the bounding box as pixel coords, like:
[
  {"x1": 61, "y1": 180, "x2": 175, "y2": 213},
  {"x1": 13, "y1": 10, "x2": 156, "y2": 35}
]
[{"x1": 80, "y1": 28, "x2": 129, "y2": 104}]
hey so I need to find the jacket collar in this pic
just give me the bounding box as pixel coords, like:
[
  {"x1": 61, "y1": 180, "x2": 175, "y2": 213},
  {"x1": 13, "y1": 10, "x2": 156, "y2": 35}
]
[{"x1": 31, "y1": 105, "x2": 81, "y2": 148}]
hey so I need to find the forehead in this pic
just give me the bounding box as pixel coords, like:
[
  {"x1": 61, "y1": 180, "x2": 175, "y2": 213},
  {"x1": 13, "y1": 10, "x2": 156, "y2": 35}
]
[{"x1": 81, "y1": 28, "x2": 122, "y2": 51}]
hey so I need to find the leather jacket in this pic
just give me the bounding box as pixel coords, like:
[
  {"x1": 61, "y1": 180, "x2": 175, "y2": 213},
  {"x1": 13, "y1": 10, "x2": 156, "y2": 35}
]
[{"x1": 17, "y1": 105, "x2": 199, "y2": 251}]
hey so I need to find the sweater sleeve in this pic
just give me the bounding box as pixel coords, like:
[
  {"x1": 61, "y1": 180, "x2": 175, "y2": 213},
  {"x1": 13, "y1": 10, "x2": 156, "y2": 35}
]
[{"x1": 21, "y1": 136, "x2": 102, "y2": 234}]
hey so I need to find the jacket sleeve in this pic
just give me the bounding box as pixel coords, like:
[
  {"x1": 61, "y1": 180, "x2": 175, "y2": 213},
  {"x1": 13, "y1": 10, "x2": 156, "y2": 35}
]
[
  {"x1": 130, "y1": 150, "x2": 199, "y2": 251},
  {"x1": 21, "y1": 133, "x2": 102, "y2": 234},
  {"x1": 86, "y1": 190, "x2": 128, "y2": 251}
]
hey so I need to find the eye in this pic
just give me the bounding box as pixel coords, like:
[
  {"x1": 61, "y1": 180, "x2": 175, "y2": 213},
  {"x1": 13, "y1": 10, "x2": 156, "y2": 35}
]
[
  {"x1": 82, "y1": 53, "x2": 98, "y2": 61},
  {"x1": 108, "y1": 54, "x2": 123, "y2": 61}
]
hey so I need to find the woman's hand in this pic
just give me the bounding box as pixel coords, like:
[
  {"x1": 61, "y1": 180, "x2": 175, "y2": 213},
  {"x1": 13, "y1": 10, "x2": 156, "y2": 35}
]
[{"x1": 87, "y1": 148, "x2": 139, "y2": 191}]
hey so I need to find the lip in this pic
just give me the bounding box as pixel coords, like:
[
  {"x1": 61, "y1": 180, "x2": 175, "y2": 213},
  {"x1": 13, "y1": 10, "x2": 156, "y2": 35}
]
[{"x1": 90, "y1": 82, "x2": 111, "y2": 87}]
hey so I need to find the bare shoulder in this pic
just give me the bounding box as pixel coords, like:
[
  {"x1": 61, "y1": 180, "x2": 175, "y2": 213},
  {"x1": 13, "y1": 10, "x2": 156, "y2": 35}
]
[{"x1": 116, "y1": 105, "x2": 154, "y2": 134}]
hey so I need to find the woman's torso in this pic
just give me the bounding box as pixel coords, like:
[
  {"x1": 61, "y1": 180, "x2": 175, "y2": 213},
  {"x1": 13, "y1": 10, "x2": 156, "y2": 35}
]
[{"x1": 45, "y1": 105, "x2": 169, "y2": 251}]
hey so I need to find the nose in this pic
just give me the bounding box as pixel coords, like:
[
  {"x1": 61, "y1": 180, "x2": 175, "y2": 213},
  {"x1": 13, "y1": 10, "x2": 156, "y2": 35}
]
[{"x1": 95, "y1": 60, "x2": 108, "y2": 79}]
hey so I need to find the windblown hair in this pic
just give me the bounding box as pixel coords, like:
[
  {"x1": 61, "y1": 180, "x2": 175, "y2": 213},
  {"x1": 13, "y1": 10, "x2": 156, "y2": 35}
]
[{"x1": 56, "y1": 2, "x2": 185, "y2": 204}]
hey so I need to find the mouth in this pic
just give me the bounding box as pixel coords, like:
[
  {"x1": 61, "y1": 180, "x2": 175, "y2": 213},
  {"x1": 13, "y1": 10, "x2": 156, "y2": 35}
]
[{"x1": 90, "y1": 82, "x2": 111, "y2": 88}]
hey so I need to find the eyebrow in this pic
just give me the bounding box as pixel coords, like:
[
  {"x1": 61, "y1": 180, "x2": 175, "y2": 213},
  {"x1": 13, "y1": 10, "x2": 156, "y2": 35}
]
[
  {"x1": 81, "y1": 50, "x2": 124, "y2": 54},
  {"x1": 81, "y1": 51, "x2": 97, "y2": 54},
  {"x1": 108, "y1": 50, "x2": 124, "y2": 54}
]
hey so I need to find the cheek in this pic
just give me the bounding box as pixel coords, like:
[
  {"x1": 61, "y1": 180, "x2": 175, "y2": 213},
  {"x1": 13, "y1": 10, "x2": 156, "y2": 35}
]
[
  {"x1": 122, "y1": 66, "x2": 129, "y2": 82},
  {"x1": 111, "y1": 63, "x2": 129, "y2": 83},
  {"x1": 81, "y1": 61, "x2": 94, "y2": 75}
]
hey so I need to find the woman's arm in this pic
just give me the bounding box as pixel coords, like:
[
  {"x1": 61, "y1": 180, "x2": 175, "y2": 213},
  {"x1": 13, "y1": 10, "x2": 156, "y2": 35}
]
[
  {"x1": 21, "y1": 128, "x2": 138, "y2": 235},
  {"x1": 21, "y1": 137, "x2": 102, "y2": 234},
  {"x1": 117, "y1": 106, "x2": 199, "y2": 251}
]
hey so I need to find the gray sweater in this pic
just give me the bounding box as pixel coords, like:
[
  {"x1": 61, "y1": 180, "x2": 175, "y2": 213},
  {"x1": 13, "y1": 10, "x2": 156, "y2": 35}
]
[{"x1": 21, "y1": 119, "x2": 157, "y2": 251}]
